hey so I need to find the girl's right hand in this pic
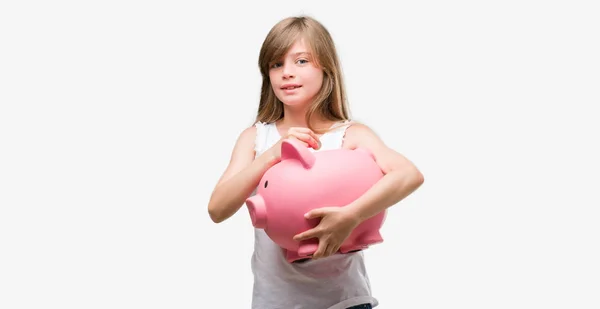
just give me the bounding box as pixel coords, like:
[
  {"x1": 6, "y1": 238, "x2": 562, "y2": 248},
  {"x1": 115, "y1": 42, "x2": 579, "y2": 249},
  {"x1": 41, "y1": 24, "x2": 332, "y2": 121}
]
[{"x1": 268, "y1": 127, "x2": 321, "y2": 161}]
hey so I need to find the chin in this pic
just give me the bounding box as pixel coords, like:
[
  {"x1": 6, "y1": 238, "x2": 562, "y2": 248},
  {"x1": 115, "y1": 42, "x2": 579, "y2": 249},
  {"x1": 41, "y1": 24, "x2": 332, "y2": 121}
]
[
  {"x1": 280, "y1": 99, "x2": 306, "y2": 107},
  {"x1": 278, "y1": 96, "x2": 310, "y2": 108}
]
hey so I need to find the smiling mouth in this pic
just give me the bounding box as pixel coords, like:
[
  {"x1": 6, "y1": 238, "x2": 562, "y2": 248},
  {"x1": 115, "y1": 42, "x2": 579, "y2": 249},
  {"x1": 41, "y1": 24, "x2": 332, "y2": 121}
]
[{"x1": 282, "y1": 86, "x2": 302, "y2": 90}]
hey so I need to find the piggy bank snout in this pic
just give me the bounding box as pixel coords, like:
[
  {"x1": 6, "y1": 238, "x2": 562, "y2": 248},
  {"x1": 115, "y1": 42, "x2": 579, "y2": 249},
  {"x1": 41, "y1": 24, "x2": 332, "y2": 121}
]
[{"x1": 246, "y1": 195, "x2": 267, "y2": 229}]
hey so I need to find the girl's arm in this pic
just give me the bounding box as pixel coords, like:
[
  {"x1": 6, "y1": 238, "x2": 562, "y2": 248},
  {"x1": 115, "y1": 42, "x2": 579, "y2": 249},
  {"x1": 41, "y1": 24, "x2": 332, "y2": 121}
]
[
  {"x1": 208, "y1": 126, "x2": 278, "y2": 223},
  {"x1": 292, "y1": 122, "x2": 424, "y2": 259},
  {"x1": 208, "y1": 125, "x2": 321, "y2": 223},
  {"x1": 343, "y1": 123, "x2": 425, "y2": 221}
]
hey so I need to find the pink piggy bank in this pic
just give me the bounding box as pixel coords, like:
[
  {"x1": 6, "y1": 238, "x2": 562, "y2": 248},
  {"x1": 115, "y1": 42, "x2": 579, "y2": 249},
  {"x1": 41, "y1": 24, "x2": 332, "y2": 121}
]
[{"x1": 245, "y1": 138, "x2": 387, "y2": 263}]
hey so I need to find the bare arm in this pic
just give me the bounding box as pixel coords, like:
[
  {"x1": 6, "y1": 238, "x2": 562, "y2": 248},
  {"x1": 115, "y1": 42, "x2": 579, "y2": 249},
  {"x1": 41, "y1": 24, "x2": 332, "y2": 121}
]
[
  {"x1": 291, "y1": 122, "x2": 425, "y2": 259},
  {"x1": 343, "y1": 123, "x2": 425, "y2": 222},
  {"x1": 207, "y1": 126, "x2": 278, "y2": 223}
]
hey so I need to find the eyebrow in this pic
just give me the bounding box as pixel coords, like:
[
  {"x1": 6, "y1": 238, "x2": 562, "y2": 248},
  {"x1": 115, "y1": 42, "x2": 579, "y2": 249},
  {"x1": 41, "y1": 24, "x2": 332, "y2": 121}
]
[
  {"x1": 270, "y1": 52, "x2": 312, "y2": 65},
  {"x1": 290, "y1": 51, "x2": 311, "y2": 56}
]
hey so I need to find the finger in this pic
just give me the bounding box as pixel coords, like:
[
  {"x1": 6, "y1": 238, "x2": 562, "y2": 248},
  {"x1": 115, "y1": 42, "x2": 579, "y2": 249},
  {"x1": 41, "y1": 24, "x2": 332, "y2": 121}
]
[
  {"x1": 299, "y1": 133, "x2": 319, "y2": 149},
  {"x1": 320, "y1": 241, "x2": 336, "y2": 258},
  {"x1": 306, "y1": 131, "x2": 321, "y2": 149},
  {"x1": 285, "y1": 136, "x2": 309, "y2": 148},
  {"x1": 290, "y1": 128, "x2": 321, "y2": 149},
  {"x1": 327, "y1": 243, "x2": 341, "y2": 256},
  {"x1": 304, "y1": 208, "x2": 323, "y2": 219},
  {"x1": 305, "y1": 207, "x2": 335, "y2": 219},
  {"x1": 298, "y1": 129, "x2": 321, "y2": 149},
  {"x1": 312, "y1": 241, "x2": 329, "y2": 259},
  {"x1": 294, "y1": 228, "x2": 320, "y2": 241},
  {"x1": 290, "y1": 132, "x2": 319, "y2": 149},
  {"x1": 289, "y1": 127, "x2": 312, "y2": 134}
]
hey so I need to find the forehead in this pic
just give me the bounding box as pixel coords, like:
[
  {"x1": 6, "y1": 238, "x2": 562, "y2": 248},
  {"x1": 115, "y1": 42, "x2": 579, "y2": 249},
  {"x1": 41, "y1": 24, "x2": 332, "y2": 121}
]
[{"x1": 282, "y1": 38, "x2": 313, "y2": 58}]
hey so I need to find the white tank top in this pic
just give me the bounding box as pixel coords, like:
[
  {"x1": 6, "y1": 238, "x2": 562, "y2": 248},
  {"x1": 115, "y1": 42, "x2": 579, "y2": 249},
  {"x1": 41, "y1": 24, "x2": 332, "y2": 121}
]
[{"x1": 250, "y1": 120, "x2": 379, "y2": 309}]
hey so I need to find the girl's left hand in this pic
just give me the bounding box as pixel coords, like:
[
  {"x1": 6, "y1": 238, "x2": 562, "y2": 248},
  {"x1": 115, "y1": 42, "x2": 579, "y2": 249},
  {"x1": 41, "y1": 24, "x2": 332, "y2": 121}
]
[{"x1": 293, "y1": 207, "x2": 360, "y2": 259}]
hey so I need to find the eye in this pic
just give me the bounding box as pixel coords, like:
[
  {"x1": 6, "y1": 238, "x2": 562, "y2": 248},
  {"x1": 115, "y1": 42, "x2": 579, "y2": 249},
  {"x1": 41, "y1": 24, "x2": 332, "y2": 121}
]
[{"x1": 264, "y1": 180, "x2": 269, "y2": 188}]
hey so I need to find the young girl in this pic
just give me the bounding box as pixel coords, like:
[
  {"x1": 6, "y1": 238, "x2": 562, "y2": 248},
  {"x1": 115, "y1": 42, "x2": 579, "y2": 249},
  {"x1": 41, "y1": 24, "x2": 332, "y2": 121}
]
[{"x1": 208, "y1": 15, "x2": 424, "y2": 309}]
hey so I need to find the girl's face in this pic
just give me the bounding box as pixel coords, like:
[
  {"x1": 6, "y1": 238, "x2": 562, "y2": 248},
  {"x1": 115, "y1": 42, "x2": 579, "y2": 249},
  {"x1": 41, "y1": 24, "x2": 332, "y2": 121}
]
[{"x1": 269, "y1": 38, "x2": 324, "y2": 109}]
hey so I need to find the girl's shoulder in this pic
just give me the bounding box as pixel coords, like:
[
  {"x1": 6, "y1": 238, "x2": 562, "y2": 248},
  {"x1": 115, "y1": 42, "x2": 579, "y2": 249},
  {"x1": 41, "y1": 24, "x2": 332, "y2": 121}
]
[
  {"x1": 237, "y1": 120, "x2": 276, "y2": 137},
  {"x1": 239, "y1": 123, "x2": 259, "y2": 139},
  {"x1": 341, "y1": 121, "x2": 378, "y2": 149},
  {"x1": 230, "y1": 123, "x2": 259, "y2": 153}
]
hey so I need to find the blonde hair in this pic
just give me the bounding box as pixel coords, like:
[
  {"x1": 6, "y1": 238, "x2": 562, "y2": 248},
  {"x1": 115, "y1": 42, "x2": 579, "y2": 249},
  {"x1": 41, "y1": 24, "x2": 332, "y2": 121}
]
[{"x1": 255, "y1": 15, "x2": 351, "y2": 134}]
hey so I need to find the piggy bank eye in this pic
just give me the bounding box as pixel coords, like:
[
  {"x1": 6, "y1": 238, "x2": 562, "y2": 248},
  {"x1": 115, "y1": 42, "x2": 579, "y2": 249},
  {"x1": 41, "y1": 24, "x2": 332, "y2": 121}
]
[{"x1": 264, "y1": 180, "x2": 269, "y2": 188}]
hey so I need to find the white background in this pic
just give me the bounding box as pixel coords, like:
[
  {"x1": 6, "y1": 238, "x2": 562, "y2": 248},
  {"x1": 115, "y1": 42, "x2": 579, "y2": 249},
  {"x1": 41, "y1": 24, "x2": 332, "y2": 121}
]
[{"x1": 1, "y1": 0, "x2": 599, "y2": 308}]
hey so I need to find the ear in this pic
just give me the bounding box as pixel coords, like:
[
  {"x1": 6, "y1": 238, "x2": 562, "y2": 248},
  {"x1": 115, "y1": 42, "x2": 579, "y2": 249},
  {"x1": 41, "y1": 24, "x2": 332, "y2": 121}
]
[{"x1": 281, "y1": 139, "x2": 316, "y2": 169}]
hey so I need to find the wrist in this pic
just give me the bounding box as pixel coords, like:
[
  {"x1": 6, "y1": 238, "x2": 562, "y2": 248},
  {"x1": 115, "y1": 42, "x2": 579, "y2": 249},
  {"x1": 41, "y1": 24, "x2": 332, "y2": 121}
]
[
  {"x1": 343, "y1": 205, "x2": 364, "y2": 227},
  {"x1": 257, "y1": 150, "x2": 280, "y2": 169}
]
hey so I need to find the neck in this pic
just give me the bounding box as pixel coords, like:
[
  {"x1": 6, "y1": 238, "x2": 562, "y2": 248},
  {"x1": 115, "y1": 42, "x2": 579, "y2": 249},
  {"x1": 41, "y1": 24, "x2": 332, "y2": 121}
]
[
  {"x1": 278, "y1": 104, "x2": 332, "y2": 131},
  {"x1": 280, "y1": 105, "x2": 309, "y2": 127}
]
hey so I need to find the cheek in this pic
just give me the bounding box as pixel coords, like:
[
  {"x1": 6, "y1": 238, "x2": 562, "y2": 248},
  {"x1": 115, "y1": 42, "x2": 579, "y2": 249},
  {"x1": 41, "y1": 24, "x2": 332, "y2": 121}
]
[
  {"x1": 268, "y1": 73, "x2": 276, "y2": 86},
  {"x1": 308, "y1": 72, "x2": 324, "y2": 92},
  {"x1": 269, "y1": 78, "x2": 281, "y2": 95}
]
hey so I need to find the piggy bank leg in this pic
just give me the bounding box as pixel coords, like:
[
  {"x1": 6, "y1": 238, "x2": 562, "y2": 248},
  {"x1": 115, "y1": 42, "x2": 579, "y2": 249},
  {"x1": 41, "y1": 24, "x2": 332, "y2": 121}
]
[
  {"x1": 360, "y1": 230, "x2": 383, "y2": 246},
  {"x1": 339, "y1": 231, "x2": 383, "y2": 253},
  {"x1": 339, "y1": 244, "x2": 367, "y2": 254},
  {"x1": 285, "y1": 250, "x2": 311, "y2": 263},
  {"x1": 297, "y1": 240, "x2": 319, "y2": 258}
]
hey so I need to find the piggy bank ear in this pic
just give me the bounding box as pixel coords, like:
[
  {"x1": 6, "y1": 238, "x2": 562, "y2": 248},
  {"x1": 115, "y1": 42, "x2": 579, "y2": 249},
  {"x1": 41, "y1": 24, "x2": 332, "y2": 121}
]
[{"x1": 281, "y1": 139, "x2": 316, "y2": 169}]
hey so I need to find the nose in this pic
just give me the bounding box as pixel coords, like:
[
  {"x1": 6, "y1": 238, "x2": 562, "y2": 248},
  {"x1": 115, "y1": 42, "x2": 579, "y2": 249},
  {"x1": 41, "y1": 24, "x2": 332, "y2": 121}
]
[{"x1": 282, "y1": 62, "x2": 295, "y2": 79}]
